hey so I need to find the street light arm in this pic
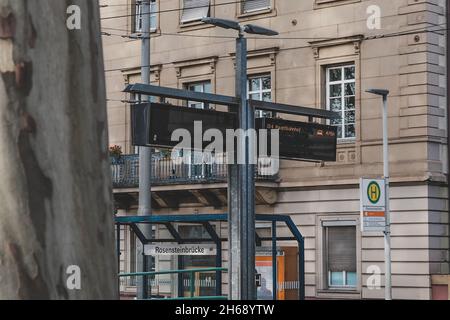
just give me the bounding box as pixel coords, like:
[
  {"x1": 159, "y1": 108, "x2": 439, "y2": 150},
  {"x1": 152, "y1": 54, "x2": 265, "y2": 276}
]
[
  {"x1": 366, "y1": 88, "x2": 390, "y2": 97},
  {"x1": 201, "y1": 17, "x2": 241, "y2": 31},
  {"x1": 244, "y1": 24, "x2": 279, "y2": 36},
  {"x1": 202, "y1": 18, "x2": 279, "y2": 37}
]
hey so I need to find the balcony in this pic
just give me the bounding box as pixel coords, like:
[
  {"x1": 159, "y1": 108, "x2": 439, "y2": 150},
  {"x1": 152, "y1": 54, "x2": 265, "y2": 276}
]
[
  {"x1": 111, "y1": 154, "x2": 278, "y2": 189},
  {"x1": 111, "y1": 154, "x2": 279, "y2": 209}
]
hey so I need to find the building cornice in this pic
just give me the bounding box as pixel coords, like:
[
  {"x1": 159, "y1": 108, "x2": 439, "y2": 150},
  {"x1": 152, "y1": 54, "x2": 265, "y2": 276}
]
[
  {"x1": 172, "y1": 56, "x2": 218, "y2": 78},
  {"x1": 309, "y1": 35, "x2": 364, "y2": 59},
  {"x1": 121, "y1": 64, "x2": 162, "y2": 84},
  {"x1": 229, "y1": 46, "x2": 279, "y2": 66}
]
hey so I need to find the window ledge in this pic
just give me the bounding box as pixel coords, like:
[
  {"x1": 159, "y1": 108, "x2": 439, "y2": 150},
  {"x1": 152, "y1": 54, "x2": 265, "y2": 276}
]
[
  {"x1": 314, "y1": 0, "x2": 361, "y2": 10},
  {"x1": 237, "y1": 8, "x2": 276, "y2": 21},
  {"x1": 178, "y1": 21, "x2": 215, "y2": 32},
  {"x1": 337, "y1": 138, "x2": 356, "y2": 145},
  {"x1": 129, "y1": 29, "x2": 160, "y2": 39},
  {"x1": 316, "y1": 289, "x2": 361, "y2": 299}
]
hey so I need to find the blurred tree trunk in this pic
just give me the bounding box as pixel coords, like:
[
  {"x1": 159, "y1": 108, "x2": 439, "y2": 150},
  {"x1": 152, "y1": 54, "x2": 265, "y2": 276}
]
[{"x1": 0, "y1": 0, "x2": 118, "y2": 299}]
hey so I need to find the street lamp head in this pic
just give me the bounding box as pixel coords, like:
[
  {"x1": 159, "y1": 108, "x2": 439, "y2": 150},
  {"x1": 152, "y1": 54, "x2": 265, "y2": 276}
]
[
  {"x1": 366, "y1": 88, "x2": 390, "y2": 97},
  {"x1": 243, "y1": 24, "x2": 279, "y2": 36},
  {"x1": 202, "y1": 17, "x2": 279, "y2": 36},
  {"x1": 201, "y1": 17, "x2": 241, "y2": 31}
]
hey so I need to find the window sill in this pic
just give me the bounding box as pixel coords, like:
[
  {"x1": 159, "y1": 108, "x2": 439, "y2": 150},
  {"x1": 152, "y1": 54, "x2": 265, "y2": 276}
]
[
  {"x1": 337, "y1": 138, "x2": 356, "y2": 145},
  {"x1": 178, "y1": 20, "x2": 215, "y2": 32},
  {"x1": 314, "y1": 0, "x2": 361, "y2": 10},
  {"x1": 316, "y1": 288, "x2": 361, "y2": 299},
  {"x1": 237, "y1": 8, "x2": 276, "y2": 21},
  {"x1": 129, "y1": 29, "x2": 160, "y2": 40}
]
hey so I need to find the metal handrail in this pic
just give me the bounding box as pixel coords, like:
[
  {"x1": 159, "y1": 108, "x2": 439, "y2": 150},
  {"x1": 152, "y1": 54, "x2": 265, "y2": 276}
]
[
  {"x1": 111, "y1": 154, "x2": 278, "y2": 188},
  {"x1": 119, "y1": 267, "x2": 227, "y2": 277},
  {"x1": 119, "y1": 267, "x2": 228, "y2": 300}
]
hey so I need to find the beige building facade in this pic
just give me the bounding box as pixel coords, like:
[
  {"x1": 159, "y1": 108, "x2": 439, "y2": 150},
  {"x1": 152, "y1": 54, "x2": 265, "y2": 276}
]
[{"x1": 101, "y1": 0, "x2": 450, "y2": 299}]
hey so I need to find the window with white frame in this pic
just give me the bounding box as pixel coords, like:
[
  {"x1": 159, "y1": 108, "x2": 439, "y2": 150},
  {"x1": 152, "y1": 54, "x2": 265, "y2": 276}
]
[
  {"x1": 326, "y1": 65, "x2": 356, "y2": 140},
  {"x1": 134, "y1": 0, "x2": 157, "y2": 33},
  {"x1": 242, "y1": 0, "x2": 271, "y2": 13},
  {"x1": 181, "y1": 0, "x2": 210, "y2": 24},
  {"x1": 323, "y1": 222, "x2": 357, "y2": 288},
  {"x1": 248, "y1": 74, "x2": 272, "y2": 118},
  {"x1": 186, "y1": 81, "x2": 211, "y2": 109}
]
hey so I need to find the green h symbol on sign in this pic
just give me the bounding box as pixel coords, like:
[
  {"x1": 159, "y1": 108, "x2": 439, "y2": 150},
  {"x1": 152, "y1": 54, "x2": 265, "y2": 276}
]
[{"x1": 367, "y1": 181, "x2": 381, "y2": 204}]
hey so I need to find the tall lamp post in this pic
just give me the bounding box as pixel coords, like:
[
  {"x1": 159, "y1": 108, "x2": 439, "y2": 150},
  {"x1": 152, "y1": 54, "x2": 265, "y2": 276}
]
[
  {"x1": 137, "y1": 0, "x2": 152, "y2": 300},
  {"x1": 202, "y1": 17, "x2": 278, "y2": 300},
  {"x1": 366, "y1": 88, "x2": 391, "y2": 300}
]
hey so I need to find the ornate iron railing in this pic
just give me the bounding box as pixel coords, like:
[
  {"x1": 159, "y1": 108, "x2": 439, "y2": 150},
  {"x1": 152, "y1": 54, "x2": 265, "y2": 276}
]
[{"x1": 111, "y1": 154, "x2": 278, "y2": 188}]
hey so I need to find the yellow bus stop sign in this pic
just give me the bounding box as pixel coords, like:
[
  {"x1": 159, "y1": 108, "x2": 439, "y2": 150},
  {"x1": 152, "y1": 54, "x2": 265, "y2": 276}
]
[{"x1": 360, "y1": 178, "x2": 386, "y2": 232}]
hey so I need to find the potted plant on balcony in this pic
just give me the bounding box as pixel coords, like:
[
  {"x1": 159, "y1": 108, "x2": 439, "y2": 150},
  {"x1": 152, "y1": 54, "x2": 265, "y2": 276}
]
[{"x1": 109, "y1": 145, "x2": 123, "y2": 165}]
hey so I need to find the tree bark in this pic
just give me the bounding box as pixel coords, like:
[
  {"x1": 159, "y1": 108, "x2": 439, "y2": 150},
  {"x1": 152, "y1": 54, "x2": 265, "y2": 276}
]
[{"x1": 0, "y1": 0, "x2": 118, "y2": 299}]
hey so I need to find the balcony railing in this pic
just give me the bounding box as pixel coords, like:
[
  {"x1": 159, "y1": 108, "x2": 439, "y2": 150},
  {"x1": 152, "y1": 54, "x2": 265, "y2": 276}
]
[{"x1": 111, "y1": 154, "x2": 278, "y2": 188}]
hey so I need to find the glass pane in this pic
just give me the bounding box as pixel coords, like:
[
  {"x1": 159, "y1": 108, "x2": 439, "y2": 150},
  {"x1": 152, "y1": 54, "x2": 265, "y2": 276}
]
[
  {"x1": 331, "y1": 116, "x2": 342, "y2": 125},
  {"x1": 330, "y1": 272, "x2": 344, "y2": 286},
  {"x1": 345, "y1": 97, "x2": 355, "y2": 110},
  {"x1": 346, "y1": 272, "x2": 357, "y2": 287},
  {"x1": 344, "y1": 66, "x2": 355, "y2": 80},
  {"x1": 249, "y1": 78, "x2": 261, "y2": 91},
  {"x1": 337, "y1": 126, "x2": 342, "y2": 139},
  {"x1": 329, "y1": 84, "x2": 342, "y2": 98},
  {"x1": 135, "y1": 4, "x2": 142, "y2": 31},
  {"x1": 193, "y1": 84, "x2": 203, "y2": 92},
  {"x1": 189, "y1": 102, "x2": 204, "y2": 109},
  {"x1": 329, "y1": 98, "x2": 342, "y2": 112},
  {"x1": 204, "y1": 82, "x2": 212, "y2": 93},
  {"x1": 329, "y1": 68, "x2": 342, "y2": 82},
  {"x1": 345, "y1": 125, "x2": 355, "y2": 138},
  {"x1": 345, "y1": 83, "x2": 355, "y2": 96},
  {"x1": 250, "y1": 93, "x2": 260, "y2": 100},
  {"x1": 150, "y1": 14, "x2": 157, "y2": 30},
  {"x1": 345, "y1": 110, "x2": 355, "y2": 124},
  {"x1": 262, "y1": 76, "x2": 271, "y2": 90},
  {"x1": 255, "y1": 110, "x2": 272, "y2": 118},
  {"x1": 255, "y1": 110, "x2": 263, "y2": 118},
  {"x1": 262, "y1": 92, "x2": 272, "y2": 102},
  {"x1": 150, "y1": 2, "x2": 157, "y2": 30}
]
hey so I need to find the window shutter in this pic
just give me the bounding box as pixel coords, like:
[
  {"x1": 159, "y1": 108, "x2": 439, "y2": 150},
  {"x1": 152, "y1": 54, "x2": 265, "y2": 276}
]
[
  {"x1": 243, "y1": 0, "x2": 270, "y2": 13},
  {"x1": 181, "y1": 0, "x2": 210, "y2": 23},
  {"x1": 327, "y1": 226, "x2": 356, "y2": 272}
]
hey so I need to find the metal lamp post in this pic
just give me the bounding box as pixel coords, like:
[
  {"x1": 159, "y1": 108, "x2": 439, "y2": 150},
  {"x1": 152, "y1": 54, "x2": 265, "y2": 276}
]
[
  {"x1": 136, "y1": 0, "x2": 153, "y2": 300},
  {"x1": 202, "y1": 17, "x2": 278, "y2": 300},
  {"x1": 366, "y1": 88, "x2": 391, "y2": 300}
]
